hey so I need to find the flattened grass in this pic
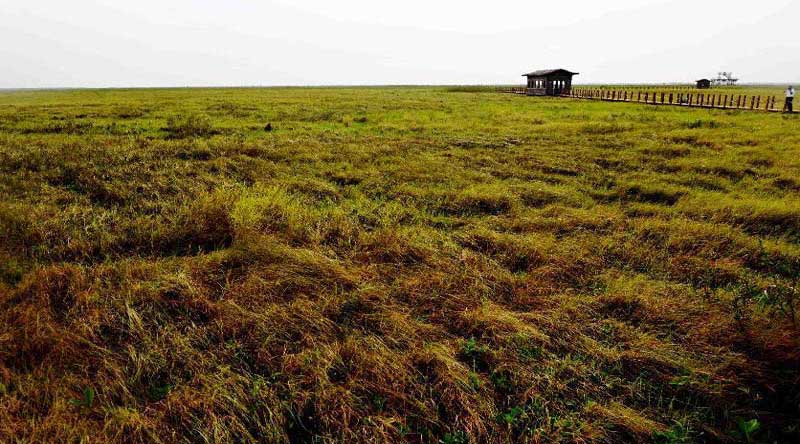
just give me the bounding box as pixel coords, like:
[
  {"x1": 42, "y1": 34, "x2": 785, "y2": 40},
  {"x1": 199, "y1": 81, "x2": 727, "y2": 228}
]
[{"x1": 0, "y1": 86, "x2": 798, "y2": 443}]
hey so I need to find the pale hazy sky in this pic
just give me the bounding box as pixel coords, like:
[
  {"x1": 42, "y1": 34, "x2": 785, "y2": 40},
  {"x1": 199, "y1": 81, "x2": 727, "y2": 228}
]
[{"x1": 1, "y1": 0, "x2": 798, "y2": 88}]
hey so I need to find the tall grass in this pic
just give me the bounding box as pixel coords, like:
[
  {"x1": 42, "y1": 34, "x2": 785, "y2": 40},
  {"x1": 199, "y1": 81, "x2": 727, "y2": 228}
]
[{"x1": 0, "y1": 86, "x2": 798, "y2": 443}]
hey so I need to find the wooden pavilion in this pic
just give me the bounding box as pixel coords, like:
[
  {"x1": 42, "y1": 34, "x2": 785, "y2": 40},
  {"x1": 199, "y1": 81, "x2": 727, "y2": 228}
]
[{"x1": 523, "y1": 69, "x2": 578, "y2": 96}]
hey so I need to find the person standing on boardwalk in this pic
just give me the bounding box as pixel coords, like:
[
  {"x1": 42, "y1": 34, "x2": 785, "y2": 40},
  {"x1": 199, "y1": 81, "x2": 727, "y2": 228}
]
[{"x1": 784, "y1": 86, "x2": 794, "y2": 113}]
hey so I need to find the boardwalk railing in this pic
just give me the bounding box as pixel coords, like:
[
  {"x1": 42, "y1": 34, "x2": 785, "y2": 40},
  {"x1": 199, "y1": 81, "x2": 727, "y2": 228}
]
[
  {"x1": 497, "y1": 87, "x2": 795, "y2": 113},
  {"x1": 500, "y1": 87, "x2": 527, "y2": 95},
  {"x1": 567, "y1": 88, "x2": 790, "y2": 112}
]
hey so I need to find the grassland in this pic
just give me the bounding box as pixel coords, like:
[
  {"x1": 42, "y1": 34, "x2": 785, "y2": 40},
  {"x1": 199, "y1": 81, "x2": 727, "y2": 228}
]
[{"x1": 0, "y1": 86, "x2": 798, "y2": 443}]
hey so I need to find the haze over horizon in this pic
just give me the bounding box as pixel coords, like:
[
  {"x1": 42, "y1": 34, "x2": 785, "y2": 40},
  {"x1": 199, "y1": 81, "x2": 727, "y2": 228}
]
[{"x1": 1, "y1": 0, "x2": 798, "y2": 88}]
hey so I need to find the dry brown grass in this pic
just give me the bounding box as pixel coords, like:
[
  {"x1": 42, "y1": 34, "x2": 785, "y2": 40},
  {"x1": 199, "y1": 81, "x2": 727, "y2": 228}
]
[{"x1": 0, "y1": 86, "x2": 798, "y2": 443}]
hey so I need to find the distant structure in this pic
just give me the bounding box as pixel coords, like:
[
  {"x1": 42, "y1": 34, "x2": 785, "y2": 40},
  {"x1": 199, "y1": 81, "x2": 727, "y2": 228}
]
[
  {"x1": 523, "y1": 69, "x2": 578, "y2": 96},
  {"x1": 711, "y1": 72, "x2": 739, "y2": 86},
  {"x1": 696, "y1": 78, "x2": 711, "y2": 89}
]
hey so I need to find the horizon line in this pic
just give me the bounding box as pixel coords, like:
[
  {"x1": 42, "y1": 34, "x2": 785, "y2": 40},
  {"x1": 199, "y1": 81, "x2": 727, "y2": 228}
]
[{"x1": 1, "y1": 82, "x2": 798, "y2": 92}]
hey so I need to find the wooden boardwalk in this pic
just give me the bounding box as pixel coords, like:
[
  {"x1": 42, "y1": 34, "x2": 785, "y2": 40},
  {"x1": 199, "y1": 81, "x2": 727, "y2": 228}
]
[{"x1": 498, "y1": 87, "x2": 797, "y2": 113}]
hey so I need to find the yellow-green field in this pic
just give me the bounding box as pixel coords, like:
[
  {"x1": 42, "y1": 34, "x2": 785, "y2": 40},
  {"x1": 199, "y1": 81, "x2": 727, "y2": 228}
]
[{"x1": 0, "y1": 87, "x2": 798, "y2": 443}]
